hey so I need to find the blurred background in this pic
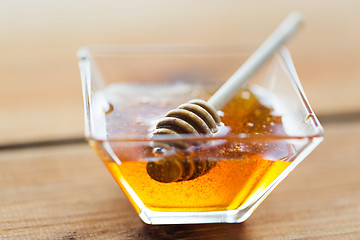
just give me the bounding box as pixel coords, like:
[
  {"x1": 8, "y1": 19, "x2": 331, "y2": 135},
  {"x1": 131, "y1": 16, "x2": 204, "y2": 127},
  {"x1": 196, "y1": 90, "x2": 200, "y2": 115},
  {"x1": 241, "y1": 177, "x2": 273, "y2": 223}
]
[{"x1": 1, "y1": 0, "x2": 359, "y2": 146}]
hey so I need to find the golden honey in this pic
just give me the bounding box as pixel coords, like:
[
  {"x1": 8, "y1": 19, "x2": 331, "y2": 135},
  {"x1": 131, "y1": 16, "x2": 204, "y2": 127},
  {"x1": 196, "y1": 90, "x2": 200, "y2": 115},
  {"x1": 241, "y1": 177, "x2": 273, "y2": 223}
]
[
  {"x1": 91, "y1": 86, "x2": 293, "y2": 212},
  {"x1": 105, "y1": 157, "x2": 290, "y2": 212}
]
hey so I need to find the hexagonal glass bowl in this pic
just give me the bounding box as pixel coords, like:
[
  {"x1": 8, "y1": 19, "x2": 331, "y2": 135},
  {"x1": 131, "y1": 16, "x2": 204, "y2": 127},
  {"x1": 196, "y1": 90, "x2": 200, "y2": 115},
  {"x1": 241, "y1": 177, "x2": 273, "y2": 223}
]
[{"x1": 78, "y1": 45, "x2": 323, "y2": 224}]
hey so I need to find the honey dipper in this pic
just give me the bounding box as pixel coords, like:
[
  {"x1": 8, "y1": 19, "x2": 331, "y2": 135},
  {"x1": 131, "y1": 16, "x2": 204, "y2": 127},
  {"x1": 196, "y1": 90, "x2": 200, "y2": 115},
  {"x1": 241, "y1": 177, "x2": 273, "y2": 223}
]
[{"x1": 147, "y1": 12, "x2": 303, "y2": 183}]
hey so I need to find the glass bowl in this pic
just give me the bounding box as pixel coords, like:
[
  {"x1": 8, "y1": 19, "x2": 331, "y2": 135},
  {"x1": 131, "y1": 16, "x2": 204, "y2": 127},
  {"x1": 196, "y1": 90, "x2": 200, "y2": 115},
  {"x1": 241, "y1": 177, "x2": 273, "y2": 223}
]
[{"x1": 78, "y1": 45, "x2": 323, "y2": 224}]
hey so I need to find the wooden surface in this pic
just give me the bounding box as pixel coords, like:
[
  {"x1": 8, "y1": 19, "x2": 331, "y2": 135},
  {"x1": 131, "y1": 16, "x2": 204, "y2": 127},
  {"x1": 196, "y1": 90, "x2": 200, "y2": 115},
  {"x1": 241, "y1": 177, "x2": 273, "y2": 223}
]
[
  {"x1": 1, "y1": 1, "x2": 360, "y2": 239},
  {"x1": 1, "y1": 123, "x2": 359, "y2": 239}
]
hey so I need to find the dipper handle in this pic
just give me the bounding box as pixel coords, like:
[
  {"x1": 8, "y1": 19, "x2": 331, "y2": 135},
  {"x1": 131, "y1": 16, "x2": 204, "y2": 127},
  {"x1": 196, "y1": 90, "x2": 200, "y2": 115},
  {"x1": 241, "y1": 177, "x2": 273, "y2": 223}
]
[{"x1": 207, "y1": 12, "x2": 303, "y2": 110}]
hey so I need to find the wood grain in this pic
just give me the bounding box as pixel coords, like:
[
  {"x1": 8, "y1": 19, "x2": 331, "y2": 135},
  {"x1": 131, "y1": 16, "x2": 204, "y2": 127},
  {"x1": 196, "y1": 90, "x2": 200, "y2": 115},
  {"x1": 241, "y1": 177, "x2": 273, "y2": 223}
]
[
  {"x1": 1, "y1": 122, "x2": 359, "y2": 239},
  {"x1": 1, "y1": 0, "x2": 360, "y2": 145}
]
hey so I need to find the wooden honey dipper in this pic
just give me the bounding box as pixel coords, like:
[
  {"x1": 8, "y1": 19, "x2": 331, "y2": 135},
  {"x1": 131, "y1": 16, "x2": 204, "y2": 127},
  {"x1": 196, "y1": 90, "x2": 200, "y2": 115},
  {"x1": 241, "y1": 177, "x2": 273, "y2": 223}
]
[{"x1": 147, "y1": 12, "x2": 303, "y2": 183}]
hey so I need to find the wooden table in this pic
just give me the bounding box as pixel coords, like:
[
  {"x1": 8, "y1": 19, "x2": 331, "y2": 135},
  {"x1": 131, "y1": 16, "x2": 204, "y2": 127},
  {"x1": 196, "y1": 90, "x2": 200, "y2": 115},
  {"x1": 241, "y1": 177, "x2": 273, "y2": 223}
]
[{"x1": 1, "y1": 1, "x2": 360, "y2": 239}]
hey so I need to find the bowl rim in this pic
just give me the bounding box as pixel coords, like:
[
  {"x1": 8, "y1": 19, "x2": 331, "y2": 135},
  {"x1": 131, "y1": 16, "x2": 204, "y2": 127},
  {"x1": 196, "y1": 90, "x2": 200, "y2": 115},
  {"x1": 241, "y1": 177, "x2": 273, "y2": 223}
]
[{"x1": 78, "y1": 45, "x2": 324, "y2": 142}]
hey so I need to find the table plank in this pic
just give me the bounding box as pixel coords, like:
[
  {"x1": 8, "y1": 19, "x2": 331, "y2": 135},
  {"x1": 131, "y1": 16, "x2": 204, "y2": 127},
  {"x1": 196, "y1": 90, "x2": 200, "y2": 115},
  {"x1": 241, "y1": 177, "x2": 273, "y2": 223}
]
[
  {"x1": 1, "y1": 122, "x2": 359, "y2": 239},
  {"x1": 1, "y1": 0, "x2": 360, "y2": 145}
]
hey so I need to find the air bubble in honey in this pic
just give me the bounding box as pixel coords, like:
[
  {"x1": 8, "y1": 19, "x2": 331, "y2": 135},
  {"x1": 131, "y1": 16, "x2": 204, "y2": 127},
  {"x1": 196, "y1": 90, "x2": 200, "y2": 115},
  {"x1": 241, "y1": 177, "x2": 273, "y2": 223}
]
[{"x1": 104, "y1": 103, "x2": 114, "y2": 114}]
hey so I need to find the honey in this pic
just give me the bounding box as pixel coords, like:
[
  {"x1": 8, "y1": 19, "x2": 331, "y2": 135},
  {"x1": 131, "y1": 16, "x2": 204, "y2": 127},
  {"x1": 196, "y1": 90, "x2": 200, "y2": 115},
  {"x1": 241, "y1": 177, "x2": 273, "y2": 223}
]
[
  {"x1": 90, "y1": 84, "x2": 294, "y2": 213},
  {"x1": 105, "y1": 157, "x2": 290, "y2": 212}
]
